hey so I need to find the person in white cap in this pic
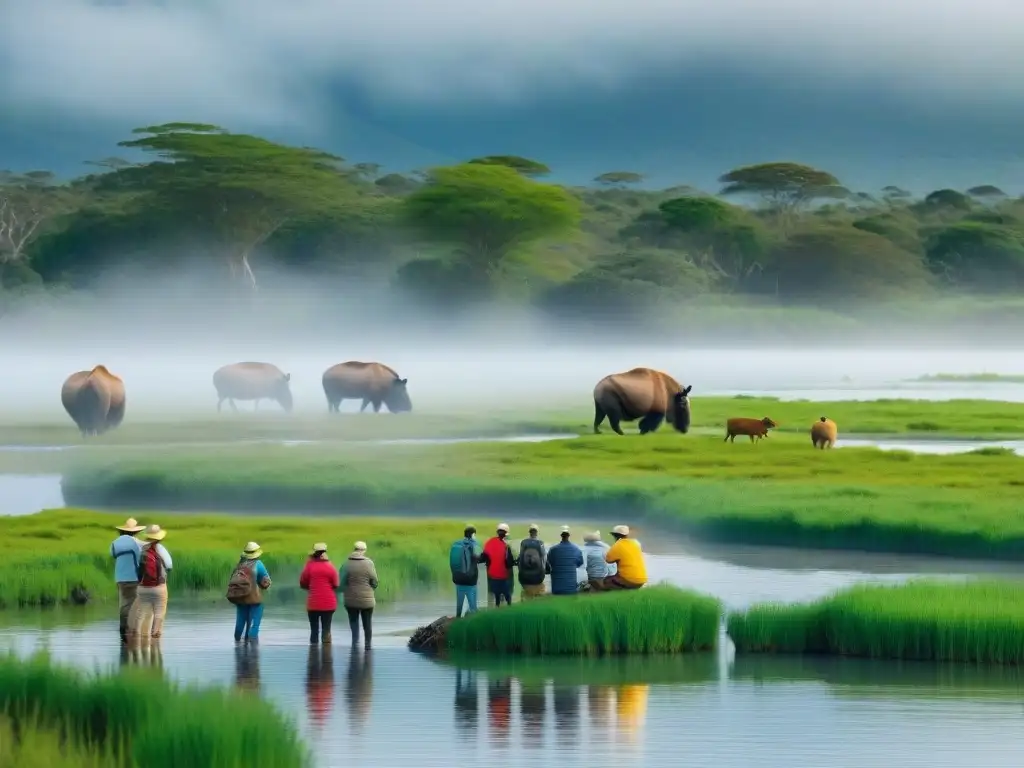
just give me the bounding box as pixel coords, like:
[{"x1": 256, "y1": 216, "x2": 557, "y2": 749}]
[
  {"x1": 603, "y1": 525, "x2": 647, "y2": 590},
  {"x1": 480, "y1": 523, "x2": 515, "y2": 607},
  {"x1": 546, "y1": 525, "x2": 584, "y2": 595},
  {"x1": 300, "y1": 542, "x2": 340, "y2": 644},
  {"x1": 110, "y1": 517, "x2": 145, "y2": 644},
  {"x1": 341, "y1": 541, "x2": 379, "y2": 647},
  {"x1": 582, "y1": 530, "x2": 614, "y2": 590}
]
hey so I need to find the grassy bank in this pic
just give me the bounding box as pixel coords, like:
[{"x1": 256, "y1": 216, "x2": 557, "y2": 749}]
[
  {"x1": 0, "y1": 653, "x2": 308, "y2": 767},
  {"x1": 445, "y1": 585, "x2": 721, "y2": 656},
  {"x1": 62, "y1": 432, "x2": 1024, "y2": 561},
  {"x1": 0, "y1": 510, "x2": 476, "y2": 609},
  {"x1": 727, "y1": 580, "x2": 1024, "y2": 664}
]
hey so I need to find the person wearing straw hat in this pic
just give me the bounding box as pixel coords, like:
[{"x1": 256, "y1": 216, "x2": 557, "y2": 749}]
[
  {"x1": 110, "y1": 517, "x2": 145, "y2": 644},
  {"x1": 340, "y1": 541, "x2": 378, "y2": 648},
  {"x1": 229, "y1": 541, "x2": 272, "y2": 643},
  {"x1": 300, "y1": 542, "x2": 339, "y2": 645},
  {"x1": 131, "y1": 524, "x2": 173, "y2": 641},
  {"x1": 582, "y1": 530, "x2": 614, "y2": 591},
  {"x1": 546, "y1": 526, "x2": 584, "y2": 596},
  {"x1": 603, "y1": 525, "x2": 647, "y2": 590}
]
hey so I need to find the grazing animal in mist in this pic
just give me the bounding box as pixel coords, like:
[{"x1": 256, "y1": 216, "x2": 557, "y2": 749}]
[
  {"x1": 593, "y1": 367, "x2": 692, "y2": 435},
  {"x1": 60, "y1": 365, "x2": 126, "y2": 437},
  {"x1": 322, "y1": 361, "x2": 412, "y2": 414},
  {"x1": 725, "y1": 416, "x2": 778, "y2": 443},
  {"x1": 811, "y1": 416, "x2": 838, "y2": 449},
  {"x1": 213, "y1": 362, "x2": 293, "y2": 413}
]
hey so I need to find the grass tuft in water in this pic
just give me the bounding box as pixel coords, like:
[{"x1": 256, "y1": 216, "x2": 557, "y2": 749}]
[
  {"x1": 445, "y1": 585, "x2": 721, "y2": 656},
  {"x1": 727, "y1": 579, "x2": 1024, "y2": 664}
]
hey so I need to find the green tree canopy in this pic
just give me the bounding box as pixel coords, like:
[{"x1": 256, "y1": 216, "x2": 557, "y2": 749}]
[
  {"x1": 594, "y1": 171, "x2": 645, "y2": 187},
  {"x1": 925, "y1": 221, "x2": 1024, "y2": 292},
  {"x1": 466, "y1": 155, "x2": 551, "y2": 178},
  {"x1": 719, "y1": 162, "x2": 848, "y2": 216},
  {"x1": 922, "y1": 188, "x2": 973, "y2": 212},
  {"x1": 966, "y1": 185, "x2": 1006, "y2": 200},
  {"x1": 0, "y1": 171, "x2": 79, "y2": 269}
]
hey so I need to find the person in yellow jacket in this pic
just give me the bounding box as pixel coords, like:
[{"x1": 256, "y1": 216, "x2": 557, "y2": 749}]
[{"x1": 602, "y1": 525, "x2": 647, "y2": 590}]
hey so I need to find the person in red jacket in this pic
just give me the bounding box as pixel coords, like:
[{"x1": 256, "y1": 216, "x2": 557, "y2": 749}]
[{"x1": 299, "y1": 542, "x2": 340, "y2": 644}]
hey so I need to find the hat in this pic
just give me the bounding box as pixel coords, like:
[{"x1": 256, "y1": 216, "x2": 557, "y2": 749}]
[
  {"x1": 311, "y1": 542, "x2": 328, "y2": 555},
  {"x1": 612, "y1": 525, "x2": 629, "y2": 537},
  {"x1": 115, "y1": 517, "x2": 144, "y2": 533},
  {"x1": 583, "y1": 530, "x2": 600, "y2": 542},
  {"x1": 496, "y1": 523, "x2": 510, "y2": 533},
  {"x1": 560, "y1": 525, "x2": 571, "y2": 534},
  {"x1": 353, "y1": 541, "x2": 367, "y2": 551},
  {"x1": 141, "y1": 524, "x2": 166, "y2": 542},
  {"x1": 242, "y1": 541, "x2": 263, "y2": 559},
  {"x1": 528, "y1": 523, "x2": 539, "y2": 532}
]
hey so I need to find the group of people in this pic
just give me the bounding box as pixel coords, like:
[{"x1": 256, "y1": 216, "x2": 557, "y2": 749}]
[
  {"x1": 449, "y1": 523, "x2": 648, "y2": 615},
  {"x1": 109, "y1": 518, "x2": 380, "y2": 647}
]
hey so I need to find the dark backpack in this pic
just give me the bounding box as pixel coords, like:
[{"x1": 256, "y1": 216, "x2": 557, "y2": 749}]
[
  {"x1": 449, "y1": 539, "x2": 477, "y2": 585},
  {"x1": 226, "y1": 561, "x2": 257, "y2": 604},
  {"x1": 518, "y1": 539, "x2": 546, "y2": 585},
  {"x1": 138, "y1": 545, "x2": 164, "y2": 587}
]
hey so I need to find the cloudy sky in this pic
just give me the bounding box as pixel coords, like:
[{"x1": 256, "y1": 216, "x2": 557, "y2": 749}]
[{"x1": 4, "y1": 0, "x2": 1024, "y2": 190}]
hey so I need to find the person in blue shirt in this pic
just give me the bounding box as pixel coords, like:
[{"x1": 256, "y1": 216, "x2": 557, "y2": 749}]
[
  {"x1": 231, "y1": 542, "x2": 272, "y2": 642},
  {"x1": 110, "y1": 517, "x2": 144, "y2": 644},
  {"x1": 546, "y1": 526, "x2": 584, "y2": 595}
]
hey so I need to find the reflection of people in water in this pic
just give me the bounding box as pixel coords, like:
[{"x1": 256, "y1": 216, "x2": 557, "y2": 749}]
[
  {"x1": 454, "y1": 669, "x2": 479, "y2": 733},
  {"x1": 233, "y1": 642, "x2": 261, "y2": 693},
  {"x1": 119, "y1": 638, "x2": 163, "y2": 672},
  {"x1": 552, "y1": 684, "x2": 582, "y2": 739},
  {"x1": 344, "y1": 647, "x2": 373, "y2": 729},
  {"x1": 614, "y1": 684, "x2": 649, "y2": 744},
  {"x1": 305, "y1": 645, "x2": 335, "y2": 731},
  {"x1": 585, "y1": 684, "x2": 615, "y2": 732},
  {"x1": 518, "y1": 680, "x2": 547, "y2": 743},
  {"x1": 486, "y1": 676, "x2": 512, "y2": 744}
]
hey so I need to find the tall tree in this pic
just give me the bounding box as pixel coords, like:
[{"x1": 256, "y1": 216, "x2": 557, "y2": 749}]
[
  {"x1": 99, "y1": 123, "x2": 358, "y2": 289},
  {"x1": 0, "y1": 171, "x2": 78, "y2": 268},
  {"x1": 719, "y1": 162, "x2": 848, "y2": 224}
]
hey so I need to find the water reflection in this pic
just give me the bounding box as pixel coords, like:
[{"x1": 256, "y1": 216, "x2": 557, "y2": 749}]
[
  {"x1": 614, "y1": 684, "x2": 649, "y2": 744},
  {"x1": 454, "y1": 669, "x2": 479, "y2": 734},
  {"x1": 119, "y1": 639, "x2": 163, "y2": 672},
  {"x1": 305, "y1": 646, "x2": 335, "y2": 731},
  {"x1": 487, "y1": 676, "x2": 512, "y2": 745},
  {"x1": 519, "y1": 680, "x2": 547, "y2": 745},
  {"x1": 585, "y1": 684, "x2": 615, "y2": 735},
  {"x1": 552, "y1": 685, "x2": 582, "y2": 740},
  {"x1": 344, "y1": 648, "x2": 373, "y2": 729},
  {"x1": 233, "y1": 642, "x2": 260, "y2": 693}
]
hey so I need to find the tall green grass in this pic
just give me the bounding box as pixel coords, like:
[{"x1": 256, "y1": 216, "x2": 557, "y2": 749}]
[
  {"x1": 0, "y1": 714, "x2": 120, "y2": 767},
  {"x1": 727, "y1": 580, "x2": 1024, "y2": 664},
  {"x1": 445, "y1": 585, "x2": 721, "y2": 656},
  {"x1": 0, "y1": 653, "x2": 309, "y2": 767}
]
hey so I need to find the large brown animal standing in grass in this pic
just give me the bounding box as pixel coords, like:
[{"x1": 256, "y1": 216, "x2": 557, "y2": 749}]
[
  {"x1": 811, "y1": 416, "x2": 838, "y2": 449},
  {"x1": 60, "y1": 365, "x2": 126, "y2": 437},
  {"x1": 593, "y1": 367, "x2": 692, "y2": 435},
  {"x1": 213, "y1": 362, "x2": 293, "y2": 412},
  {"x1": 725, "y1": 416, "x2": 777, "y2": 443},
  {"x1": 322, "y1": 361, "x2": 412, "y2": 413}
]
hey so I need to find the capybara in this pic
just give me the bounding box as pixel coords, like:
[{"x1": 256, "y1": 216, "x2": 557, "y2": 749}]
[
  {"x1": 213, "y1": 362, "x2": 293, "y2": 412},
  {"x1": 593, "y1": 367, "x2": 692, "y2": 435},
  {"x1": 725, "y1": 416, "x2": 778, "y2": 443},
  {"x1": 322, "y1": 361, "x2": 411, "y2": 414},
  {"x1": 60, "y1": 365, "x2": 126, "y2": 437},
  {"x1": 811, "y1": 416, "x2": 838, "y2": 449}
]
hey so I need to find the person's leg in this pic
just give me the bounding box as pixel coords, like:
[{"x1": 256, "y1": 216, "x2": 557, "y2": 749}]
[
  {"x1": 322, "y1": 610, "x2": 334, "y2": 644},
  {"x1": 361, "y1": 608, "x2": 373, "y2": 648},
  {"x1": 467, "y1": 585, "x2": 478, "y2": 614},
  {"x1": 347, "y1": 606, "x2": 360, "y2": 645},
  {"x1": 150, "y1": 585, "x2": 168, "y2": 638},
  {"x1": 117, "y1": 583, "x2": 137, "y2": 643},
  {"x1": 456, "y1": 586, "x2": 469, "y2": 617},
  {"x1": 308, "y1": 610, "x2": 319, "y2": 644},
  {"x1": 133, "y1": 587, "x2": 155, "y2": 638},
  {"x1": 247, "y1": 603, "x2": 264, "y2": 640},
  {"x1": 235, "y1": 605, "x2": 250, "y2": 641},
  {"x1": 499, "y1": 582, "x2": 512, "y2": 607}
]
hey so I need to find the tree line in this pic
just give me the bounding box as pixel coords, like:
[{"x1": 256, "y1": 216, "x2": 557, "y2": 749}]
[{"x1": 2, "y1": 122, "x2": 1022, "y2": 326}]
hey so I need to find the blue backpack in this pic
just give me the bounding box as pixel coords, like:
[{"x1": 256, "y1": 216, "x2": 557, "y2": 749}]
[{"x1": 449, "y1": 539, "x2": 477, "y2": 585}]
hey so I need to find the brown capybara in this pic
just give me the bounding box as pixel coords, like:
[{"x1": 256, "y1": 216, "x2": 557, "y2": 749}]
[
  {"x1": 725, "y1": 416, "x2": 778, "y2": 443},
  {"x1": 213, "y1": 362, "x2": 293, "y2": 412},
  {"x1": 60, "y1": 365, "x2": 126, "y2": 437},
  {"x1": 322, "y1": 361, "x2": 411, "y2": 414},
  {"x1": 811, "y1": 416, "x2": 838, "y2": 449},
  {"x1": 593, "y1": 367, "x2": 692, "y2": 435}
]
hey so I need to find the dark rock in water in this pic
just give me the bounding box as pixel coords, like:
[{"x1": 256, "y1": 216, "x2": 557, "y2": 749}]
[
  {"x1": 408, "y1": 616, "x2": 454, "y2": 654},
  {"x1": 70, "y1": 585, "x2": 91, "y2": 605}
]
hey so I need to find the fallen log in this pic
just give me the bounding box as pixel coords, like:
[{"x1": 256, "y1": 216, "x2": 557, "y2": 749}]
[{"x1": 408, "y1": 615, "x2": 455, "y2": 653}]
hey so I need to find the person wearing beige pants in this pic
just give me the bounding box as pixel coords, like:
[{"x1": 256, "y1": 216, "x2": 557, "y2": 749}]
[
  {"x1": 132, "y1": 584, "x2": 169, "y2": 638},
  {"x1": 130, "y1": 525, "x2": 173, "y2": 640}
]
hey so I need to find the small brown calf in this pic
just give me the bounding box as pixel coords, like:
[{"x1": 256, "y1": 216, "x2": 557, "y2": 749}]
[{"x1": 725, "y1": 416, "x2": 778, "y2": 443}]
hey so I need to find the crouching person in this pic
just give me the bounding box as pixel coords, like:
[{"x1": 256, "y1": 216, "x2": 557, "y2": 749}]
[
  {"x1": 603, "y1": 525, "x2": 647, "y2": 590},
  {"x1": 227, "y1": 541, "x2": 272, "y2": 643},
  {"x1": 582, "y1": 531, "x2": 613, "y2": 591}
]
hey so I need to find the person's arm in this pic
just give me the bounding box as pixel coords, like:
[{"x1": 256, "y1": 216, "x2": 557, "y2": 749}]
[
  {"x1": 299, "y1": 563, "x2": 311, "y2": 590},
  {"x1": 575, "y1": 548, "x2": 584, "y2": 568},
  {"x1": 339, "y1": 563, "x2": 349, "y2": 587},
  {"x1": 257, "y1": 561, "x2": 271, "y2": 589},
  {"x1": 369, "y1": 561, "x2": 379, "y2": 590},
  {"x1": 158, "y1": 544, "x2": 173, "y2": 570},
  {"x1": 604, "y1": 541, "x2": 619, "y2": 564}
]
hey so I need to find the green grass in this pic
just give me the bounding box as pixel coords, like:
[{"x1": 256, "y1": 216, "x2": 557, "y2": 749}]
[
  {"x1": 0, "y1": 653, "x2": 309, "y2": 767},
  {"x1": 0, "y1": 509, "x2": 476, "y2": 609},
  {"x1": 727, "y1": 580, "x2": 1024, "y2": 664},
  {"x1": 0, "y1": 714, "x2": 120, "y2": 767},
  {"x1": 444, "y1": 585, "x2": 721, "y2": 656},
  {"x1": 61, "y1": 432, "x2": 1024, "y2": 561},
  {"x1": 912, "y1": 372, "x2": 1024, "y2": 384}
]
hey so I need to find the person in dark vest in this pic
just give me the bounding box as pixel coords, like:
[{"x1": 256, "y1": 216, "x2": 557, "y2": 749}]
[
  {"x1": 546, "y1": 526, "x2": 584, "y2": 596},
  {"x1": 517, "y1": 524, "x2": 549, "y2": 600}
]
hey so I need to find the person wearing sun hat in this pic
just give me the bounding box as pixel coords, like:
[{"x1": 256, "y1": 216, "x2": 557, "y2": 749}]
[
  {"x1": 340, "y1": 541, "x2": 379, "y2": 648},
  {"x1": 603, "y1": 524, "x2": 647, "y2": 590},
  {"x1": 228, "y1": 541, "x2": 273, "y2": 643},
  {"x1": 300, "y1": 542, "x2": 339, "y2": 645},
  {"x1": 110, "y1": 517, "x2": 145, "y2": 644},
  {"x1": 130, "y1": 524, "x2": 173, "y2": 641}
]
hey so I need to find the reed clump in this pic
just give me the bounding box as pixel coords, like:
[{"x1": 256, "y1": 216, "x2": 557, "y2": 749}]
[
  {"x1": 445, "y1": 585, "x2": 721, "y2": 656},
  {"x1": 727, "y1": 580, "x2": 1024, "y2": 664},
  {"x1": 0, "y1": 653, "x2": 309, "y2": 767}
]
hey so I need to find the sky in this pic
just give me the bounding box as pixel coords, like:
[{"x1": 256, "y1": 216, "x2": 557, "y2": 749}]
[{"x1": 3, "y1": 0, "x2": 1024, "y2": 191}]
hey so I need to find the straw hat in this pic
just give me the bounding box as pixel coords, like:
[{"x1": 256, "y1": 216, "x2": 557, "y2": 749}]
[
  {"x1": 141, "y1": 524, "x2": 166, "y2": 541},
  {"x1": 353, "y1": 541, "x2": 367, "y2": 552},
  {"x1": 311, "y1": 542, "x2": 328, "y2": 555},
  {"x1": 242, "y1": 541, "x2": 263, "y2": 559},
  {"x1": 583, "y1": 530, "x2": 600, "y2": 543},
  {"x1": 496, "y1": 523, "x2": 510, "y2": 533},
  {"x1": 612, "y1": 525, "x2": 630, "y2": 537},
  {"x1": 115, "y1": 517, "x2": 144, "y2": 534}
]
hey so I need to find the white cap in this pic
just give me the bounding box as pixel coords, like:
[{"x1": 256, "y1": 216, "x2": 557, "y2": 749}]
[
  {"x1": 528, "y1": 523, "x2": 539, "y2": 532},
  {"x1": 353, "y1": 540, "x2": 367, "y2": 551},
  {"x1": 612, "y1": 525, "x2": 630, "y2": 536},
  {"x1": 312, "y1": 542, "x2": 328, "y2": 553},
  {"x1": 497, "y1": 523, "x2": 510, "y2": 533},
  {"x1": 560, "y1": 525, "x2": 571, "y2": 534}
]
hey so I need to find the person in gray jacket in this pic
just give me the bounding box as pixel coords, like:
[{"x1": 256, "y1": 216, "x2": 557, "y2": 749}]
[
  {"x1": 582, "y1": 531, "x2": 616, "y2": 590},
  {"x1": 341, "y1": 541, "x2": 379, "y2": 648}
]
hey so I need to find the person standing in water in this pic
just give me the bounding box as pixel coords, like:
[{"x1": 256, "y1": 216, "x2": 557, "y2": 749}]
[
  {"x1": 546, "y1": 526, "x2": 584, "y2": 596},
  {"x1": 110, "y1": 517, "x2": 144, "y2": 644},
  {"x1": 517, "y1": 524, "x2": 549, "y2": 600},
  {"x1": 300, "y1": 542, "x2": 340, "y2": 644},
  {"x1": 227, "y1": 541, "x2": 272, "y2": 643},
  {"x1": 480, "y1": 524, "x2": 515, "y2": 607},
  {"x1": 131, "y1": 524, "x2": 173, "y2": 641},
  {"x1": 450, "y1": 526, "x2": 482, "y2": 617},
  {"x1": 341, "y1": 541, "x2": 378, "y2": 648}
]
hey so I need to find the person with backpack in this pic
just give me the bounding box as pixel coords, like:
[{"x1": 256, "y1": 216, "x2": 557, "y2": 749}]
[
  {"x1": 227, "y1": 541, "x2": 272, "y2": 643},
  {"x1": 300, "y1": 542, "x2": 340, "y2": 645},
  {"x1": 480, "y1": 523, "x2": 515, "y2": 607},
  {"x1": 517, "y1": 524, "x2": 549, "y2": 600},
  {"x1": 130, "y1": 524, "x2": 173, "y2": 640},
  {"x1": 546, "y1": 526, "x2": 584, "y2": 596},
  {"x1": 110, "y1": 517, "x2": 144, "y2": 644},
  {"x1": 450, "y1": 526, "x2": 482, "y2": 617}
]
